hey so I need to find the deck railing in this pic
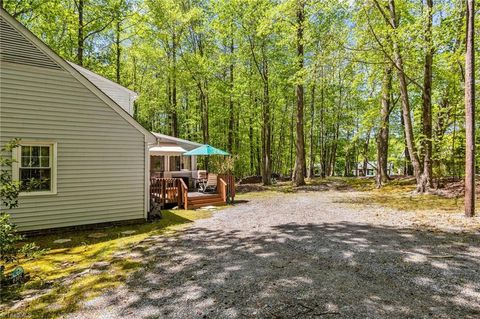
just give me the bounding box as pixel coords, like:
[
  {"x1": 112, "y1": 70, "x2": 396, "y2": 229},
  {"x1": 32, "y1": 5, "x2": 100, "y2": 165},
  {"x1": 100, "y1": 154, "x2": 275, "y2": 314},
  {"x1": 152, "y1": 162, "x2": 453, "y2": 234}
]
[
  {"x1": 218, "y1": 177, "x2": 227, "y2": 202},
  {"x1": 150, "y1": 177, "x2": 184, "y2": 210},
  {"x1": 218, "y1": 174, "x2": 235, "y2": 202},
  {"x1": 150, "y1": 175, "x2": 235, "y2": 213},
  {"x1": 179, "y1": 178, "x2": 189, "y2": 209}
]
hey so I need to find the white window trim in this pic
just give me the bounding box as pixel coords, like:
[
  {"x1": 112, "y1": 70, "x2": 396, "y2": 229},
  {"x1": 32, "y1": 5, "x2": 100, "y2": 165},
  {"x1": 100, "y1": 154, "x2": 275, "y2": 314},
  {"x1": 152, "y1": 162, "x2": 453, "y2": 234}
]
[{"x1": 12, "y1": 141, "x2": 58, "y2": 196}]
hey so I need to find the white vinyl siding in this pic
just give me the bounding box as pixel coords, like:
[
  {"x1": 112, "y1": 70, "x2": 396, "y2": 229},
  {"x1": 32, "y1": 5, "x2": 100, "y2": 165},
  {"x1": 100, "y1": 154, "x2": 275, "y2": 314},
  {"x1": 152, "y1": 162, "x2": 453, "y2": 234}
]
[{"x1": 0, "y1": 62, "x2": 146, "y2": 231}]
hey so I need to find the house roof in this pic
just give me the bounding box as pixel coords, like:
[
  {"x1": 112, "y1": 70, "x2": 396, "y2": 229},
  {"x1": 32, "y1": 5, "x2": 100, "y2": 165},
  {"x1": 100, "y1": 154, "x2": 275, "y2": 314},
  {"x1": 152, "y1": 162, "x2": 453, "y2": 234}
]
[
  {"x1": 0, "y1": 8, "x2": 156, "y2": 143},
  {"x1": 68, "y1": 61, "x2": 138, "y2": 98},
  {"x1": 152, "y1": 132, "x2": 203, "y2": 151},
  {"x1": 355, "y1": 161, "x2": 393, "y2": 170},
  {"x1": 357, "y1": 162, "x2": 377, "y2": 170}
]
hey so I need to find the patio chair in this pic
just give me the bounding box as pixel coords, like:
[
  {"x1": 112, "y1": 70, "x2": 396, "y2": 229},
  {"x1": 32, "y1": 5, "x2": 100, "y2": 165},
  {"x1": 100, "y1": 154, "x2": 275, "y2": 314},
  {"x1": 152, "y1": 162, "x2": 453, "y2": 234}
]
[
  {"x1": 200, "y1": 173, "x2": 217, "y2": 193},
  {"x1": 192, "y1": 170, "x2": 207, "y2": 189}
]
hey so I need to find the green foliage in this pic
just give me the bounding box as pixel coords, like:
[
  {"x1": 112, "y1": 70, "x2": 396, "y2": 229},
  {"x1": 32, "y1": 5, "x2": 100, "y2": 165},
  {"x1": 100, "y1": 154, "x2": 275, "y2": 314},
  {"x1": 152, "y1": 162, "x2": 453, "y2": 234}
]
[
  {"x1": 0, "y1": 139, "x2": 42, "y2": 284},
  {"x1": 4, "y1": 0, "x2": 479, "y2": 179},
  {"x1": 0, "y1": 138, "x2": 21, "y2": 209},
  {"x1": 0, "y1": 214, "x2": 40, "y2": 264}
]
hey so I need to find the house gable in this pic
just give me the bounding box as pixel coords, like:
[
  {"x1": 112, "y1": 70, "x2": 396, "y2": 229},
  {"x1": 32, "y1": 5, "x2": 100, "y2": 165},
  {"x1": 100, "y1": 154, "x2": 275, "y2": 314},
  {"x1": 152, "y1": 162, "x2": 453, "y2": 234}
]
[
  {"x1": 0, "y1": 9, "x2": 155, "y2": 143},
  {"x1": 0, "y1": 16, "x2": 61, "y2": 70}
]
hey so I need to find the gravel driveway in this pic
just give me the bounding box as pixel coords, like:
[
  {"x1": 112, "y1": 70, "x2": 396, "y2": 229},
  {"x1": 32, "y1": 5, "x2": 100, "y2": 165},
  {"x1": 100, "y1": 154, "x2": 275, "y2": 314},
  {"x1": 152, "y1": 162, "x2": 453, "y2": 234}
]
[{"x1": 69, "y1": 191, "x2": 480, "y2": 319}]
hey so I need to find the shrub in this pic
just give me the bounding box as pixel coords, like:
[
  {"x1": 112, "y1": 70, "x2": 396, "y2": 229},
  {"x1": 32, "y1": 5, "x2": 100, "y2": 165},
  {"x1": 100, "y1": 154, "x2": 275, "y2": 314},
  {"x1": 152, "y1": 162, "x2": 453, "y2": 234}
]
[{"x1": 0, "y1": 139, "x2": 42, "y2": 284}]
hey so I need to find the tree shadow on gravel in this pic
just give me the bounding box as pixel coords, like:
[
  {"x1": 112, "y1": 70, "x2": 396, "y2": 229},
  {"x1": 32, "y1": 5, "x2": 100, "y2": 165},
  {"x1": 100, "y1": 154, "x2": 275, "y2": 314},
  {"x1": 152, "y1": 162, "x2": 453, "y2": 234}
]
[{"x1": 73, "y1": 222, "x2": 480, "y2": 319}]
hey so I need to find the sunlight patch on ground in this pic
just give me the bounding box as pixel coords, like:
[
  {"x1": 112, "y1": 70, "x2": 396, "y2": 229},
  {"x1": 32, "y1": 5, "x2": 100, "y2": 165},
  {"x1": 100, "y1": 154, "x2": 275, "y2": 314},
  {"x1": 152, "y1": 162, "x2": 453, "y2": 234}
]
[{"x1": 2, "y1": 209, "x2": 215, "y2": 319}]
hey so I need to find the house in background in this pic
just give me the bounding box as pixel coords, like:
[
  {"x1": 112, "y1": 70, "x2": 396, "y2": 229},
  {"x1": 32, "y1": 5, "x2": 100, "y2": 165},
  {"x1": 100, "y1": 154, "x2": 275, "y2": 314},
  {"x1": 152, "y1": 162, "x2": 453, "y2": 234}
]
[
  {"x1": 0, "y1": 9, "x2": 156, "y2": 231},
  {"x1": 352, "y1": 161, "x2": 394, "y2": 177},
  {"x1": 149, "y1": 133, "x2": 202, "y2": 186}
]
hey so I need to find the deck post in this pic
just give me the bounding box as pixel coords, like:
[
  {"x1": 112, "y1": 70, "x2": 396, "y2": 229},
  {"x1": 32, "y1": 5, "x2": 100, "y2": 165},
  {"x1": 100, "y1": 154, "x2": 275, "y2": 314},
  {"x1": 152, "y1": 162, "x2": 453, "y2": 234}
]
[
  {"x1": 161, "y1": 179, "x2": 166, "y2": 208},
  {"x1": 177, "y1": 179, "x2": 182, "y2": 208}
]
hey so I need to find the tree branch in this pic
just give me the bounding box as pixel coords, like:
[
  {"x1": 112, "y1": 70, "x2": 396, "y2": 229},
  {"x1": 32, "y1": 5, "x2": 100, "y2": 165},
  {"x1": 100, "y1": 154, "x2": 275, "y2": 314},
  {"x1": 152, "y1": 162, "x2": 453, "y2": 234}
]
[
  {"x1": 83, "y1": 17, "x2": 115, "y2": 40},
  {"x1": 371, "y1": 0, "x2": 395, "y2": 28},
  {"x1": 364, "y1": 6, "x2": 424, "y2": 90}
]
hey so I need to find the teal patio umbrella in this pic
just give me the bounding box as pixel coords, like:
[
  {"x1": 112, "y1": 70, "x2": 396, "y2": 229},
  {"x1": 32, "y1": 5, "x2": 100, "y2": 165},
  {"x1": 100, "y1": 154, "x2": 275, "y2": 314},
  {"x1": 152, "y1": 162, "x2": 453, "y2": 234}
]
[
  {"x1": 183, "y1": 144, "x2": 229, "y2": 156},
  {"x1": 185, "y1": 144, "x2": 233, "y2": 202},
  {"x1": 183, "y1": 144, "x2": 229, "y2": 171}
]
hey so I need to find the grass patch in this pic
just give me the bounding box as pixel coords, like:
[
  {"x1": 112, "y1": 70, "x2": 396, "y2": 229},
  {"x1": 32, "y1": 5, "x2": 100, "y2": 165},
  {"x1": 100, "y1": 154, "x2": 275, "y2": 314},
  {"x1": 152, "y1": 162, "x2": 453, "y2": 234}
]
[
  {"x1": 2, "y1": 209, "x2": 214, "y2": 319},
  {"x1": 238, "y1": 176, "x2": 463, "y2": 214},
  {"x1": 329, "y1": 177, "x2": 463, "y2": 213}
]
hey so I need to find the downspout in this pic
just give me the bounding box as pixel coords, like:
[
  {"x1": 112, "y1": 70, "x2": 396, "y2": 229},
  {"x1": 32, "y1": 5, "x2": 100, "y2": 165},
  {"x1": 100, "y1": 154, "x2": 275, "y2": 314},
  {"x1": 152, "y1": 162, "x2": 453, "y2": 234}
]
[{"x1": 144, "y1": 138, "x2": 151, "y2": 218}]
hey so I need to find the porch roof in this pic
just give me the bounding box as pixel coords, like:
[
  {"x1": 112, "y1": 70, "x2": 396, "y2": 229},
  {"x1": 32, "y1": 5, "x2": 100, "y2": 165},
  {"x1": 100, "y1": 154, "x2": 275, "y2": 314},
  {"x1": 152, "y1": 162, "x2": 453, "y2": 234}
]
[
  {"x1": 149, "y1": 144, "x2": 187, "y2": 156},
  {"x1": 151, "y1": 132, "x2": 203, "y2": 151}
]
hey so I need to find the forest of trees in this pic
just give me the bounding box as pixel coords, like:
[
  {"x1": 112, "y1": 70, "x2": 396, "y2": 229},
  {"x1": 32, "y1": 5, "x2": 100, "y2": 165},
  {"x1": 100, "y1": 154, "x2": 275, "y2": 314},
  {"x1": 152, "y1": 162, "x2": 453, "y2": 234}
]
[{"x1": 2, "y1": 0, "x2": 478, "y2": 193}]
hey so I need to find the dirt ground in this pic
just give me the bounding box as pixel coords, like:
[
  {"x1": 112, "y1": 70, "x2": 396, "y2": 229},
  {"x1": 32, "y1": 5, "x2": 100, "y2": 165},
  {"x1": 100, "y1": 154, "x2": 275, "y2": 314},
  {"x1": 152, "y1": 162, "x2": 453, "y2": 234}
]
[{"x1": 65, "y1": 190, "x2": 480, "y2": 319}]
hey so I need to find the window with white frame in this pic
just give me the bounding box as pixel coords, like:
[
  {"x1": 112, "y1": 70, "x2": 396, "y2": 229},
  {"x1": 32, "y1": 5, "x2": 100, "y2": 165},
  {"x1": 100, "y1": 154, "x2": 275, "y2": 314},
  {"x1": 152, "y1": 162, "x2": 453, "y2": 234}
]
[
  {"x1": 182, "y1": 156, "x2": 191, "y2": 170},
  {"x1": 150, "y1": 155, "x2": 165, "y2": 172},
  {"x1": 169, "y1": 156, "x2": 181, "y2": 171},
  {"x1": 14, "y1": 142, "x2": 57, "y2": 194}
]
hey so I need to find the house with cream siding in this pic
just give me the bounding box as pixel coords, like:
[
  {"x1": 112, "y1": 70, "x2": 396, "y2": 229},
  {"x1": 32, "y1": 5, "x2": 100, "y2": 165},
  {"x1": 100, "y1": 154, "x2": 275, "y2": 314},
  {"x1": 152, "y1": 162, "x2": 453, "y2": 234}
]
[{"x1": 0, "y1": 9, "x2": 157, "y2": 231}]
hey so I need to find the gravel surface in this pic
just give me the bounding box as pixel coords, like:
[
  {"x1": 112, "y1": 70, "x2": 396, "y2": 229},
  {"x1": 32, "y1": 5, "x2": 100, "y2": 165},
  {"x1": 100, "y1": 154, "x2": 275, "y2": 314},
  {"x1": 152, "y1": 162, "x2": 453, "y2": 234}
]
[{"x1": 67, "y1": 191, "x2": 480, "y2": 319}]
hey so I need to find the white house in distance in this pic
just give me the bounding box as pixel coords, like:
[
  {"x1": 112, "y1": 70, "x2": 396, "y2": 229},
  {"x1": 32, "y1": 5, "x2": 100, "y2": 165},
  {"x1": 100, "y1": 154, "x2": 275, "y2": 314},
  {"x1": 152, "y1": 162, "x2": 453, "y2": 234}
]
[{"x1": 352, "y1": 161, "x2": 394, "y2": 177}]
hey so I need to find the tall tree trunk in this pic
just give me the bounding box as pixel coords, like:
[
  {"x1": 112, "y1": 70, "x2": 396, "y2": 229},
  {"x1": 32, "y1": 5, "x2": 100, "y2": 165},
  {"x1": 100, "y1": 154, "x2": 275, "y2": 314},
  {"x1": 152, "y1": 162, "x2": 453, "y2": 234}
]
[
  {"x1": 293, "y1": 0, "x2": 306, "y2": 186},
  {"x1": 228, "y1": 36, "x2": 235, "y2": 153},
  {"x1": 362, "y1": 129, "x2": 371, "y2": 176},
  {"x1": 262, "y1": 81, "x2": 272, "y2": 185},
  {"x1": 319, "y1": 67, "x2": 326, "y2": 178},
  {"x1": 290, "y1": 100, "x2": 295, "y2": 177},
  {"x1": 419, "y1": 0, "x2": 434, "y2": 192},
  {"x1": 249, "y1": 114, "x2": 254, "y2": 175},
  {"x1": 344, "y1": 129, "x2": 351, "y2": 177},
  {"x1": 167, "y1": 71, "x2": 171, "y2": 131},
  {"x1": 185, "y1": 86, "x2": 191, "y2": 139},
  {"x1": 115, "y1": 18, "x2": 121, "y2": 84},
  {"x1": 376, "y1": 64, "x2": 392, "y2": 187},
  {"x1": 400, "y1": 107, "x2": 414, "y2": 175},
  {"x1": 198, "y1": 82, "x2": 209, "y2": 144},
  {"x1": 388, "y1": 0, "x2": 422, "y2": 184},
  {"x1": 203, "y1": 87, "x2": 209, "y2": 143},
  {"x1": 308, "y1": 83, "x2": 316, "y2": 178},
  {"x1": 330, "y1": 122, "x2": 340, "y2": 176},
  {"x1": 464, "y1": 0, "x2": 475, "y2": 217},
  {"x1": 132, "y1": 55, "x2": 137, "y2": 99},
  {"x1": 276, "y1": 97, "x2": 290, "y2": 174},
  {"x1": 171, "y1": 33, "x2": 178, "y2": 137},
  {"x1": 77, "y1": 0, "x2": 84, "y2": 66},
  {"x1": 260, "y1": 47, "x2": 272, "y2": 185},
  {"x1": 256, "y1": 136, "x2": 261, "y2": 175}
]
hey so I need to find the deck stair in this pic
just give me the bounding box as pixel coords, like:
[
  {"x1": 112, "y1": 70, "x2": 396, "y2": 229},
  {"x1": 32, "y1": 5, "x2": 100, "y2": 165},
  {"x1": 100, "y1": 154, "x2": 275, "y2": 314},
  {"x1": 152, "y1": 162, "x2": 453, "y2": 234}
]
[
  {"x1": 187, "y1": 194, "x2": 225, "y2": 209},
  {"x1": 149, "y1": 175, "x2": 234, "y2": 213}
]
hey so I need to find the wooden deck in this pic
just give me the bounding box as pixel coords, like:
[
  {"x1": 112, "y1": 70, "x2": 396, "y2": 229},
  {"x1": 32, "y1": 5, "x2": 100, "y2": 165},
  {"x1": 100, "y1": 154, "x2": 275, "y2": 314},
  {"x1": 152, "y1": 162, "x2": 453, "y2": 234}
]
[
  {"x1": 186, "y1": 192, "x2": 225, "y2": 209},
  {"x1": 149, "y1": 175, "x2": 234, "y2": 213}
]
